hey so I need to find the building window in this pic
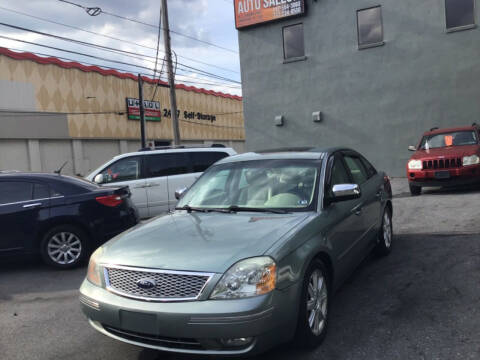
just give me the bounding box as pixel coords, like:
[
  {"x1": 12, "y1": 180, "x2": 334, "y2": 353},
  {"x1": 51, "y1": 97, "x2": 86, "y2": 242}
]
[
  {"x1": 357, "y1": 6, "x2": 384, "y2": 49},
  {"x1": 445, "y1": 0, "x2": 476, "y2": 32},
  {"x1": 283, "y1": 23, "x2": 305, "y2": 60}
]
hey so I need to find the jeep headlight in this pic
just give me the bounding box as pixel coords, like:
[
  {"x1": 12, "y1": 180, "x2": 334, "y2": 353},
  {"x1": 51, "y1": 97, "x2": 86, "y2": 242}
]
[
  {"x1": 408, "y1": 160, "x2": 422, "y2": 170},
  {"x1": 210, "y1": 257, "x2": 276, "y2": 299},
  {"x1": 87, "y1": 247, "x2": 103, "y2": 287},
  {"x1": 462, "y1": 155, "x2": 480, "y2": 166}
]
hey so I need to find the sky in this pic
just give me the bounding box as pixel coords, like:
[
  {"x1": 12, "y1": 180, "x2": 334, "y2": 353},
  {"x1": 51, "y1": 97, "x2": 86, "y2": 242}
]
[{"x1": 0, "y1": 0, "x2": 242, "y2": 96}]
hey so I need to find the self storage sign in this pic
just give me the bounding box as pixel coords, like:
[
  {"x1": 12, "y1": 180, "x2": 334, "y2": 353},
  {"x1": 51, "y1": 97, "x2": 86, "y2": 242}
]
[{"x1": 235, "y1": 0, "x2": 305, "y2": 29}]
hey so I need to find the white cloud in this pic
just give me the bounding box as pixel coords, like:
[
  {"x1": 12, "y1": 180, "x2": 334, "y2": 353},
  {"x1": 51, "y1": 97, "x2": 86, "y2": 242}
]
[{"x1": 0, "y1": 0, "x2": 241, "y2": 96}]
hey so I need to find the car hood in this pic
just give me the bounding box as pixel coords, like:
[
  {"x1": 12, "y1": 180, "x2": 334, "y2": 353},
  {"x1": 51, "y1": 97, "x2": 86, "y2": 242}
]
[
  {"x1": 411, "y1": 145, "x2": 479, "y2": 159},
  {"x1": 99, "y1": 211, "x2": 311, "y2": 273}
]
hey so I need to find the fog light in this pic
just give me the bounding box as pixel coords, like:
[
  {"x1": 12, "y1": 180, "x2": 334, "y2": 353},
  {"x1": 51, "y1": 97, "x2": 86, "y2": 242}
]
[{"x1": 220, "y1": 337, "x2": 254, "y2": 347}]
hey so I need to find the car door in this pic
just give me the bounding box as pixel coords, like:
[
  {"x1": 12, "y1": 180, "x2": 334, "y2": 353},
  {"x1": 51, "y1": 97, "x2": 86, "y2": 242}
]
[
  {"x1": 323, "y1": 153, "x2": 367, "y2": 282},
  {"x1": 358, "y1": 153, "x2": 383, "y2": 238},
  {"x1": 342, "y1": 151, "x2": 378, "y2": 254},
  {"x1": 0, "y1": 180, "x2": 50, "y2": 253},
  {"x1": 144, "y1": 153, "x2": 188, "y2": 217},
  {"x1": 96, "y1": 156, "x2": 148, "y2": 219}
]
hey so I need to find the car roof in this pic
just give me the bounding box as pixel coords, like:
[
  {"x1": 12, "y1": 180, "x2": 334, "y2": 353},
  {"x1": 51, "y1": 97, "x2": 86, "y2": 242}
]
[
  {"x1": 110, "y1": 147, "x2": 236, "y2": 161},
  {"x1": 0, "y1": 172, "x2": 86, "y2": 183},
  {"x1": 215, "y1": 146, "x2": 348, "y2": 164},
  {"x1": 424, "y1": 125, "x2": 478, "y2": 136}
]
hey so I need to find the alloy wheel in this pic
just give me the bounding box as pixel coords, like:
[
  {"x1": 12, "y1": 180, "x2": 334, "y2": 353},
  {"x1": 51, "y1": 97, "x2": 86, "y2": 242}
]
[
  {"x1": 306, "y1": 269, "x2": 328, "y2": 336},
  {"x1": 47, "y1": 232, "x2": 82, "y2": 265}
]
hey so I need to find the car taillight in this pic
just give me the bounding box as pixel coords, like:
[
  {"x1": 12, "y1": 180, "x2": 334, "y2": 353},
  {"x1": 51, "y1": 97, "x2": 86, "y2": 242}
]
[{"x1": 96, "y1": 195, "x2": 123, "y2": 207}]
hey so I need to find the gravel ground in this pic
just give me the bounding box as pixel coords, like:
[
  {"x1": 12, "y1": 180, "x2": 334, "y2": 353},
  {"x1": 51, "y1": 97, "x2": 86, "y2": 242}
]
[{"x1": 1, "y1": 178, "x2": 479, "y2": 360}]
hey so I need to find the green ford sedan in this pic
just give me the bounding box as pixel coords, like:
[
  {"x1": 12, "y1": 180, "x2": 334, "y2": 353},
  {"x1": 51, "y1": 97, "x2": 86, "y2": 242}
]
[{"x1": 79, "y1": 147, "x2": 393, "y2": 356}]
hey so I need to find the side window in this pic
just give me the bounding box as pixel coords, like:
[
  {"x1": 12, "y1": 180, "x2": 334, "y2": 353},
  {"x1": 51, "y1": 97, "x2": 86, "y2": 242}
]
[
  {"x1": 359, "y1": 155, "x2": 377, "y2": 179},
  {"x1": 100, "y1": 156, "x2": 142, "y2": 184},
  {"x1": 343, "y1": 155, "x2": 369, "y2": 185},
  {"x1": 146, "y1": 153, "x2": 190, "y2": 178},
  {"x1": 190, "y1": 152, "x2": 229, "y2": 173},
  {"x1": 33, "y1": 183, "x2": 50, "y2": 199},
  {"x1": 326, "y1": 156, "x2": 351, "y2": 198},
  {"x1": 0, "y1": 182, "x2": 33, "y2": 204}
]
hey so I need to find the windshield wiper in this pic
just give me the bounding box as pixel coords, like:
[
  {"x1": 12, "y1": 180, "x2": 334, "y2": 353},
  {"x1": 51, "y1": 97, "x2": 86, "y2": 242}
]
[
  {"x1": 226, "y1": 205, "x2": 290, "y2": 214},
  {"x1": 175, "y1": 205, "x2": 208, "y2": 213}
]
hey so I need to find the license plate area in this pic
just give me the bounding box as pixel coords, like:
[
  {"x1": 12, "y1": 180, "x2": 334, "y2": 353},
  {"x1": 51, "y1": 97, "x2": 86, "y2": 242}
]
[
  {"x1": 434, "y1": 171, "x2": 450, "y2": 179},
  {"x1": 120, "y1": 310, "x2": 157, "y2": 334}
]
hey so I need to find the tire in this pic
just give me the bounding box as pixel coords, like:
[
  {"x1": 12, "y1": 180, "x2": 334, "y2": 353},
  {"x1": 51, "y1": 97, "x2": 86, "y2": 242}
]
[
  {"x1": 40, "y1": 225, "x2": 88, "y2": 269},
  {"x1": 374, "y1": 207, "x2": 393, "y2": 256},
  {"x1": 294, "y1": 258, "x2": 330, "y2": 349},
  {"x1": 409, "y1": 183, "x2": 421, "y2": 196}
]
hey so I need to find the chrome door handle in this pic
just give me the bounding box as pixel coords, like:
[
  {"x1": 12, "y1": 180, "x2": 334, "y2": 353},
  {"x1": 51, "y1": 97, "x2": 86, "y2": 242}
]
[{"x1": 23, "y1": 203, "x2": 42, "y2": 208}]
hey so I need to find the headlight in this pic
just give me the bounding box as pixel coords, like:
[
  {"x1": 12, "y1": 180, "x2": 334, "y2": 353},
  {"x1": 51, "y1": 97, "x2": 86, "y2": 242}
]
[
  {"x1": 408, "y1": 160, "x2": 422, "y2": 170},
  {"x1": 210, "y1": 257, "x2": 276, "y2": 299},
  {"x1": 87, "y1": 247, "x2": 103, "y2": 286},
  {"x1": 463, "y1": 155, "x2": 480, "y2": 166}
]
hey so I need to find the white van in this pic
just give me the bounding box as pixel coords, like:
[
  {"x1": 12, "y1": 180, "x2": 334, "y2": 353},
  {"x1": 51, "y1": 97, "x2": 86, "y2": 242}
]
[{"x1": 86, "y1": 146, "x2": 236, "y2": 219}]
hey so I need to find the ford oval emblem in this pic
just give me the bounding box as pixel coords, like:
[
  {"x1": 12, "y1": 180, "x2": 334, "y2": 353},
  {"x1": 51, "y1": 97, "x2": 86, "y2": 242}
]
[{"x1": 136, "y1": 278, "x2": 156, "y2": 289}]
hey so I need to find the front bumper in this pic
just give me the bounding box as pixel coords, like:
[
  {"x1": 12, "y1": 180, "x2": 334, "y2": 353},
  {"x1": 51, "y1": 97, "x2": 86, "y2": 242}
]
[
  {"x1": 407, "y1": 164, "x2": 480, "y2": 187},
  {"x1": 79, "y1": 279, "x2": 299, "y2": 355}
]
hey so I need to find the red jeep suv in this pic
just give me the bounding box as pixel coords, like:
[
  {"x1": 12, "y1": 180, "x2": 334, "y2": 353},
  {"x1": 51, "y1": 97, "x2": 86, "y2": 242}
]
[{"x1": 406, "y1": 124, "x2": 480, "y2": 195}]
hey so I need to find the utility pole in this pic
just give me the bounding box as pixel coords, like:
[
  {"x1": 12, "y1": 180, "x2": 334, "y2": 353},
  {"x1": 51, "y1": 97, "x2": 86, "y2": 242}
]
[
  {"x1": 161, "y1": 0, "x2": 180, "y2": 145},
  {"x1": 138, "y1": 74, "x2": 147, "y2": 149}
]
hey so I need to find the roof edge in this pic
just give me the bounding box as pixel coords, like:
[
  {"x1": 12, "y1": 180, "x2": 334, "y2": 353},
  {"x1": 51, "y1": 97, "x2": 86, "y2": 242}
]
[{"x1": 0, "y1": 47, "x2": 242, "y2": 101}]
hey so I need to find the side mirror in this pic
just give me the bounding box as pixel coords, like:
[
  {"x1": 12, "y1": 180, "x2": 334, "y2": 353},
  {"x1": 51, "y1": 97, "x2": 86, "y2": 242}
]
[
  {"x1": 175, "y1": 187, "x2": 188, "y2": 200},
  {"x1": 94, "y1": 174, "x2": 104, "y2": 184},
  {"x1": 331, "y1": 184, "x2": 361, "y2": 202},
  {"x1": 408, "y1": 145, "x2": 416, "y2": 152}
]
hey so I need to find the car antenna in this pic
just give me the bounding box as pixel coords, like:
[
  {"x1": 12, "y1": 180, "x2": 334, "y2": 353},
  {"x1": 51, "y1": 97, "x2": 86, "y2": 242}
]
[{"x1": 54, "y1": 161, "x2": 68, "y2": 175}]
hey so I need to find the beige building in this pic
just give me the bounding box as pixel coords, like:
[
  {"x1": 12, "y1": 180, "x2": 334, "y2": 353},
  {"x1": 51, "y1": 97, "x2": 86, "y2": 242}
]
[{"x1": 0, "y1": 47, "x2": 244, "y2": 176}]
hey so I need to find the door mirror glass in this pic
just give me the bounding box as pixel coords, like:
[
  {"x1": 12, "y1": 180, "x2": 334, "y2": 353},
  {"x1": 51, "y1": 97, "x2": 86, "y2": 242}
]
[
  {"x1": 94, "y1": 174, "x2": 104, "y2": 184},
  {"x1": 408, "y1": 145, "x2": 416, "y2": 152},
  {"x1": 332, "y1": 184, "x2": 361, "y2": 202},
  {"x1": 175, "y1": 187, "x2": 188, "y2": 200}
]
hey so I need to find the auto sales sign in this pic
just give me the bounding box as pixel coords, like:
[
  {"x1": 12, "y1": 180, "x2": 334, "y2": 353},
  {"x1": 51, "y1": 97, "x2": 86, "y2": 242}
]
[{"x1": 235, "y1": 0, "x2": 305, "y2": 29}]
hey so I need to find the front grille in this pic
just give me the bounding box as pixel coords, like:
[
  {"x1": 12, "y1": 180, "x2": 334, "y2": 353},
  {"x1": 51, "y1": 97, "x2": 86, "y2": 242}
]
[
  {"x1": 103, "y1": 325, "x2": 203, "y2": 350},
  {"x1": 104, "y1": 266, "x2": 212, "y2": 301},
  {"x1": 422, "y1": 157, "x2": 462, "y2": 170}
]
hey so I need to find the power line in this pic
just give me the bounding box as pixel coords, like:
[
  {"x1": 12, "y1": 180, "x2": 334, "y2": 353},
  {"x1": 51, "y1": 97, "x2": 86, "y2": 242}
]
[
  {"x1": 0, "y1": 22, "x2": 241, "y2": 84},
  {"x1": 0, "y1": 5, "x2": 239, "y2": 74},
  {"x1": 3, "y1": 45, "x2": 240, "y2": 90},
  {"x1": 180, "y1": 119, "x2": 244, "y2": 129},
  {"x1": 0, "y1": 109, "x2": 245, "y2": 129},
  {"x1": 57, "y1": 0, "x2": 239, "y2": 54},
  {"x1": 150, "y1": 3, "x2": 163, "y2": 101}
]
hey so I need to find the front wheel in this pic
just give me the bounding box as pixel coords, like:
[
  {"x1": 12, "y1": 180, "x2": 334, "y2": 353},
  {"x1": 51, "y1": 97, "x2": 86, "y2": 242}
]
[
  {"x1": 409, "y1": 183, "x2": 421, "y2": 196},
  {"x1": 40, "y1": 225, "x2": 88, "y2": 269},
  {"x1": 294, "y1": 259, "x2": 330, "y2": 349},
  {"x1": 375, "y1": 207, "x2": 393, "y2": 256}
]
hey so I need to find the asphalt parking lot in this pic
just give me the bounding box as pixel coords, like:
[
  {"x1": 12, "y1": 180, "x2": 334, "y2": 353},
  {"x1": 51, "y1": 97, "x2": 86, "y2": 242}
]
[{"x1": 1, "y1": 179, "x2": 479, "y2": 360}]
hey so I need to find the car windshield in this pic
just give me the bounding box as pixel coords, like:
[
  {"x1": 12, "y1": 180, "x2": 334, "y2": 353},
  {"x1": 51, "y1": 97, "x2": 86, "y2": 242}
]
[
  {"x1": 420, "y1": 131, "x2": 478, "y2": 149},
  {"x1": 177, "y1": 160, "x2": 320, "y2": 211}
]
